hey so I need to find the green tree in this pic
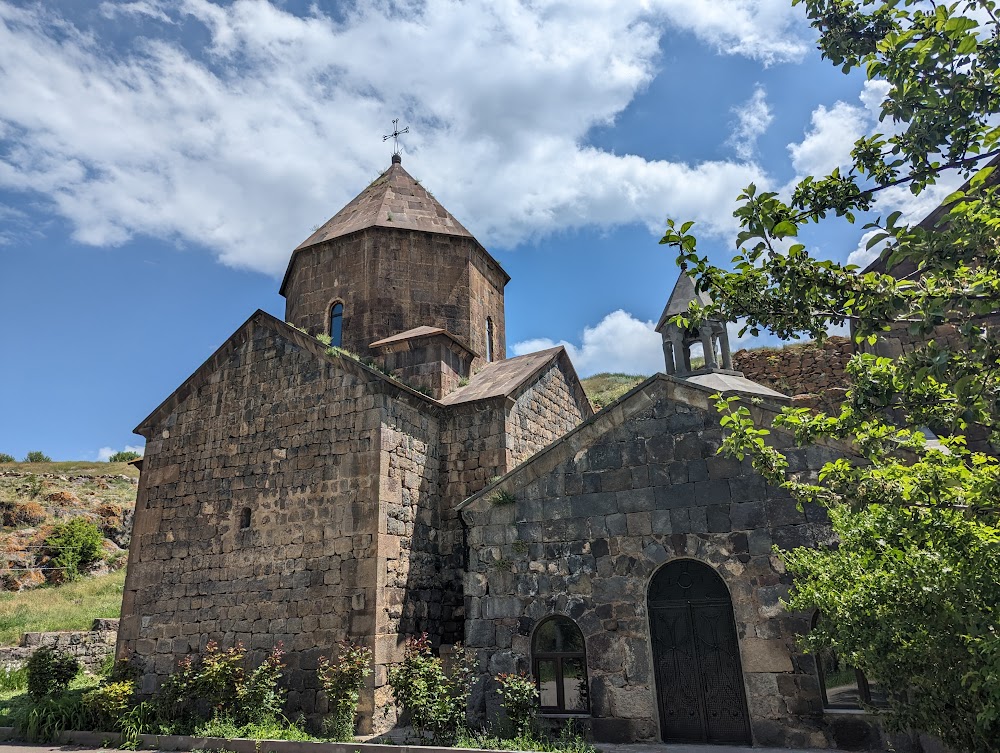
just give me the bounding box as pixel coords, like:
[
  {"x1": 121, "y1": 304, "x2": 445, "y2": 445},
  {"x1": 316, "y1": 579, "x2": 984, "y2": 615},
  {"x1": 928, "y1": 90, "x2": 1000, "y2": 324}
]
[
  {"x1": 23, "y1": 451, "x2": 51, "y2": 463},
  {"x1": 660, "y1": 2, "x2": 1000, "y2": 751},
  {"x1": 107, "y1": 450, "x2": 141, "y2": 463}
]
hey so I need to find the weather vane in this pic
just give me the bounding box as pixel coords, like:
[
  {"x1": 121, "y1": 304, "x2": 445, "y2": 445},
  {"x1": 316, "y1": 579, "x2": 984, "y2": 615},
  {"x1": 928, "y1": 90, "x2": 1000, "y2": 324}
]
[{"x1": 383, "y1": 118, "x2": 409, "y2": 156}]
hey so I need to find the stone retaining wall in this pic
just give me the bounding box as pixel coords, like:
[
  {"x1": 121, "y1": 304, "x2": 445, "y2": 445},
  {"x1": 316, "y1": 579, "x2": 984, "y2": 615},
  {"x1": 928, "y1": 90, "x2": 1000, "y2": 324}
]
[
  {"x1": 0, "y1": 618, "x2": 118, "y2": 674},
  {"x1": 733, "y1": 337, "x2": 853, "y2": 411}
]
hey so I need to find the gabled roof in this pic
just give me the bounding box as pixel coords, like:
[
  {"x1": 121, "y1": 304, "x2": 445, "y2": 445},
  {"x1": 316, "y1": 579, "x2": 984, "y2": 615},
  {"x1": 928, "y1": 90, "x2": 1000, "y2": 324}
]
[
  {"x1": 370, "y1": 325, "x2": 478, "y2": 357},
  {"x1": 656, "y1": 273, "x2": 713, "y2": 331},
  {"x1": 440, "y1": 347, "x2": 565, "y2": 406},
  {"x1": 458, "y1": 372, "x2": 792, "y2": 511},
  {"x1": 133, "y1": 310, "x2": 436, "y2": 437}
]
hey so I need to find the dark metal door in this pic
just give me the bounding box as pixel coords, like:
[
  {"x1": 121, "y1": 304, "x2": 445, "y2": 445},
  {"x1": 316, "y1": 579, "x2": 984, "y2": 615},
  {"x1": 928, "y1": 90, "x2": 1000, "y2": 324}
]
[{"x1": 649, "y1": 561, "x2": 752, "y2": 745}]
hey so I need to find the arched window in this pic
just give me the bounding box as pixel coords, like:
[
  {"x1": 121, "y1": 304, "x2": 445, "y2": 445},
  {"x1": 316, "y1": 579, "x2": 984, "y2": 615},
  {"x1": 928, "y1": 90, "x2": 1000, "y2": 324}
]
[
  {"x1": 532, "y1": 616, "x2": 589, "y2": 713},
  {"x1": 239, "y1": 507, "x2": 252, "y2": 530},
  {"x1": 329, "y1": 302, "x2": 344, "y2": 347},
  {"x1": 813, "y1": 614, "x2": 887, "y2": 709},
  {"x1": 486, "y1": 317, "x2": 494, "y2": 362}
]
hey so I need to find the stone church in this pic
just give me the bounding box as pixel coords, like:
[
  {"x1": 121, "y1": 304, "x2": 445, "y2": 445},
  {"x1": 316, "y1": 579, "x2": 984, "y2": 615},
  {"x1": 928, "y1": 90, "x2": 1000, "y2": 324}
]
[{"x1": 119, "y1": 153, "x2": 897, "y2": 750}]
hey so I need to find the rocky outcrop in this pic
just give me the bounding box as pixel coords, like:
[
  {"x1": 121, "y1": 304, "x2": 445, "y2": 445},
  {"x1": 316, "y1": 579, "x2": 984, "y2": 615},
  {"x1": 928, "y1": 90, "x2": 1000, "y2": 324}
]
[{"x1": 733, "y1": 336, "x2": 853, "y2": 412}]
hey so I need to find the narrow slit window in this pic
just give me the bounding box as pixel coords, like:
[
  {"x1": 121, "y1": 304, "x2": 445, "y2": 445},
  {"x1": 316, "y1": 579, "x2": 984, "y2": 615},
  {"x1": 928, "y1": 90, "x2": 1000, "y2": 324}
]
[
  {"x1": 330, "y1": 302, "x2": 344, "y2": 347},
  {"x1": 240, "y1": 507, "x2": 252, "y2": 530},
  {"x1": 486, "y1": 317, "x2": 494, "y2": 362}
]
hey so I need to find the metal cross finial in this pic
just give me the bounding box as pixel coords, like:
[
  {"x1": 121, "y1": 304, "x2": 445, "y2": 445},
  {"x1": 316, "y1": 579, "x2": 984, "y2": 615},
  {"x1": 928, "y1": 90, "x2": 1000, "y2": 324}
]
[{"x1": 383, "y1": 118, "x2": 409, "y2": 156}]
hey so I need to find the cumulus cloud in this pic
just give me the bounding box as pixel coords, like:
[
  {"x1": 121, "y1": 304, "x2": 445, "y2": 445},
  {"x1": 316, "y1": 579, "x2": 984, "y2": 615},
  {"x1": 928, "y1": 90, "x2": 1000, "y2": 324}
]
[
  {"x1": 788, "y1": 101, "x2": 870, "y2": 178},
  {"x1": 0, "y1": 1, "x2": 801, "y2": 275},
  {"x1": 96, "y1": 444, "x2": 145, "y2": 462},
  {"x1": 727, "y1": 85, "x2": 773, "y2": 160},
  {"x1": 513, "y1": 310, "x2": 664, "y2": 377}
]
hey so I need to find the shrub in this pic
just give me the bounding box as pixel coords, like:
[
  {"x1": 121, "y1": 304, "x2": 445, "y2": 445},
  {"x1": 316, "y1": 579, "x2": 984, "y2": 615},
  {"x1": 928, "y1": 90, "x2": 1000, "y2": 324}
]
[
  {"x1": 318, "y1": 640, "x2": 372, "y2": 741},
  {"x1": 0, "y1": 452, "x2": 14, "y2": 463},
  {"x1": 26, "y1": 646, "x2": 80, "y2": 700},
  {"x1": 82, "y1": 679, "x2": 136, "y2": 731},
  {"x1": 154, "y1": 642, "x2": 286, "y2": 733},
  {"x1": 22, "y1": 474, "x2": 45, "y2": 499},
  {"x1": 107, "y1": 451, "x2": 141, "y2": 463},
  {"x1": 44, "y1": 517, "x2": 104, "y2": 580},
  {"x1": 15, "y1": 691, "x2": 89, "y2": 742},
  {"x1": 23, "y1": 451, "x2": 51, "y2": 463},
  {"x1": 1, "y1": 500, "x2": 47, "y2": 527},
  {"x1": 388, "y1": 634, "x2": 473, "y2": 745},
  {"x1": 496, "y1": 672, "x2": 539, "y2": 737}
]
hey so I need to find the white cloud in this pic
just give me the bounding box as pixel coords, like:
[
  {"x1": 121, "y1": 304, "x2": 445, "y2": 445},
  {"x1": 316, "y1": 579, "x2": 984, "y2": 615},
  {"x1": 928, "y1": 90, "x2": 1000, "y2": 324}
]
[
  {"x1": 97, "y1": 444, "x2": 145, "y2": 462},
  {"x1": 0, "y1": 1, "x2": 792, "y2": 276},
  {"x1": 727, "y1": 85, "x2": 773, "y2": 160},
  {"x1": 788, "y1": 100, "x2": 870, "y2": 178},
  {"x1": 513, "y1": 309, "x2": 664, "y2": 377}
]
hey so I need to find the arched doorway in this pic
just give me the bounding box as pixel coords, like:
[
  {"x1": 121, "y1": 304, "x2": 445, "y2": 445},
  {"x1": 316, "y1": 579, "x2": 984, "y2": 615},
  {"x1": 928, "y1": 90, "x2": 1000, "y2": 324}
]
[{"x1": 648, "y1": 559, "x2": 752, "y2": 744}]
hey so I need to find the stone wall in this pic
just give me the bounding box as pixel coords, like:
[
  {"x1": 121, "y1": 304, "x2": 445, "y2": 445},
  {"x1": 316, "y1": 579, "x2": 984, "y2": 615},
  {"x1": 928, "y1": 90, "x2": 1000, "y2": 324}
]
[
  {"x1": 461, "y1": 376, "x2": 867, "y2": 748},
  {"x1": 506, "y1": 355, "x2": 594, "y2": 467},
  {"x1": 0, "y1": 619, "x2": 118, "y2": 674},
  {"x1": 733, "y1": 337, "x2": 853, "y2": 411},
  {"x1": 121, "y1": 317, "x2": 388, "y2": 720}
]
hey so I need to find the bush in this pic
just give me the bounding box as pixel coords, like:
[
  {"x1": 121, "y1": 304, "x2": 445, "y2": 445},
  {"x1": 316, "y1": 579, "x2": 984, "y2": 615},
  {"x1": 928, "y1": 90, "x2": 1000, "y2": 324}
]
[
  {"x1": 388, "y1": 634, "x2": 473, "y2": 745},
  {"x1": 318, "y1": 640, "x2": 372, "y2": 741},
  {"x1": 23, "y1": 451, "x2": 51, "y2": 463},
  {"x1": 82, "y1": 679, "x2": 136, "y2": 731},
  {"x1": 0, "y1": 452, "x2": 14, "y2": 463},
  {"x1": 107, "y1": 451, "x2": 141, "y2": 463},
  {"x1": 26, "y1": 647, "x2": 80, "y2": 700},
  {"x1": 154, "y1": 642, "x2": 286, "y2": 733},
  {"x1": 14, "y1": 691, "x2": 89, "y2": 742},
  {"x1": 496, "y1": 672, "x2": 539, "y2": 737},
  {"x1": 44, "y1": 517, "x2": 105, "y2": 580}
]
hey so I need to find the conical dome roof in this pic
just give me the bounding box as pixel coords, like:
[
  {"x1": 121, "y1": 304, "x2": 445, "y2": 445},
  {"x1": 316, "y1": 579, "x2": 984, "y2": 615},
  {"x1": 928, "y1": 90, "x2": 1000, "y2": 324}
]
[{"x1": 295, "y1": 156, "x2": 473, "y2": 251}]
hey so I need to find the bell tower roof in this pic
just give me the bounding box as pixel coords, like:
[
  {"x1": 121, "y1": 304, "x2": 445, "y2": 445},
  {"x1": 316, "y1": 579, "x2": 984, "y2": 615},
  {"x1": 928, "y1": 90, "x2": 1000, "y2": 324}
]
[{"x1": 656, "y1": 271, "x2": 714, "y2": 332}]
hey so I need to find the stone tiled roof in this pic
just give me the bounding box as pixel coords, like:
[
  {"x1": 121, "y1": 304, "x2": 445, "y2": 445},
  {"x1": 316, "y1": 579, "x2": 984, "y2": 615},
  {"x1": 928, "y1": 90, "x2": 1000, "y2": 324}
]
[
  {"x1": 656, "y1": 273, "x2": 713, "y2": 332},
  {"x1": 440, "y1": 347, "x2": 565, "y2": 405},
  {"x1": 295, "y1": 158, "x2": 473, "y2": 251},
  {"x1": 370, "y1": 325, "x2": 476, "y2": 355}
]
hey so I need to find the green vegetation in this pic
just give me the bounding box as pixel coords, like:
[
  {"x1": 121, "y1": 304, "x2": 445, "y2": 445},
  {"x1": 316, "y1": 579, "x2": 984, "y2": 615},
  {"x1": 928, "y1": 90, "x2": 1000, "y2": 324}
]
[
  {"x1": 579, "y1": 373, "x2": 646, "y2": 410},
  {"x1": 317, "y1": 641, "x2": 372, "y2": 741},
  {"x1": 106, "y1": 451, "x2": 140, "y2": 464},
  {"x1": 0, "y1": 460, "x2": 139, "y2": 478},
  {"x1": 0, "y1": 453, "x2": 14, "y2": 464},
  {"x1": 45, "y1": 518, "x2": 105, "y2": 581},
  {"x1": 23, "y1": 452, "x2": 52, "y2": 464},
  {"x1": 26, "y1": 647, "x2": 80, "y2": 701},
  {"x1": 0, "y1": 569, "x2": 125, "y2": 645},
  {"x1": 661, "y1": 2, "x2": 1000, "y2": 750}
]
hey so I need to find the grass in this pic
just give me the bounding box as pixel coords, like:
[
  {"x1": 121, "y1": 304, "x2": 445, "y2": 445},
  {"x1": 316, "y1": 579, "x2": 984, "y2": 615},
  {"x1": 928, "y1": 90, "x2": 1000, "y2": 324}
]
[
  {"x1": 0, "y1": 569, "x2": 125, "y2": 645},
  {"x1": 580, "y1": 373, "x2": 647, "y2": 410}
]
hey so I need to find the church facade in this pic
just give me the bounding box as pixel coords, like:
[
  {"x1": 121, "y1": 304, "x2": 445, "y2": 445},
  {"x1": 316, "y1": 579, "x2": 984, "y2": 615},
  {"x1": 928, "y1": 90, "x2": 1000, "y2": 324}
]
[{"x1": 119, "y1": 155, "x2": 910, "y2": 750}]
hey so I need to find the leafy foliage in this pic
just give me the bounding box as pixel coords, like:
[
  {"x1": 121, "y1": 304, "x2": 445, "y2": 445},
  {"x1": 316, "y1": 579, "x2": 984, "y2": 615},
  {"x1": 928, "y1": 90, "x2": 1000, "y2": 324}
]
[
  {"x1": 495, "y1": 672, "x2": 538, "y2": 737},
  {"x1": 26, "y1": 647, "x2": 80, "y2": 701},
  {"x1": 659, "y1": 2, "x2": 1000, "y2": 750},
  {"x1": 0, "y1": 453, "x2": 14, "y2": 464},
  {"x1": 106, "y1": 451, "x2": 140, "y2": 463},
  {"x1": 81, "y1": 679, "x2": 136, "y2": 731},
  {"x1": 154, "y1": 641, "x2": 286, "y2": 733},
  {"x1": 388, "y1": 633, "x2": 474, "y2": 745},
  {"x1": 23, "y1": 452, "x2": 51, "y2": 463},
  {"x1": 43, "y1": 517, "x2": 105, "y2": 581},
  {"x1": 318, "y1": 640, "x2": 372, "y2": 741}
]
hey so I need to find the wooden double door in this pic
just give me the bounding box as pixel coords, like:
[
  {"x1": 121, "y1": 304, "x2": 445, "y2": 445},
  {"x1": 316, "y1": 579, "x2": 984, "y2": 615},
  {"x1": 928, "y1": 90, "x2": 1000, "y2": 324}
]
[{"x1": 648, "y1": 560, "x2": 752, "y2": 745}]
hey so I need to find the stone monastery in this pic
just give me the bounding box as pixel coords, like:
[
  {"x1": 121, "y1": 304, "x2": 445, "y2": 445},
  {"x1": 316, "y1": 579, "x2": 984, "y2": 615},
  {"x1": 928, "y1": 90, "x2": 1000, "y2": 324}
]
[{"x1": 119, "y1": 153, "x2": 900, "y2": 750}]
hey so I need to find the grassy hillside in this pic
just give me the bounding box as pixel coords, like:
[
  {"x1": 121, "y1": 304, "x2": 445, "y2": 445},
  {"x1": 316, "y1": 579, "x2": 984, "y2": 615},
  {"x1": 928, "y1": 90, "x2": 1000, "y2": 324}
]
[
  {"x1": 0, "y1": 461, "x2": 138, "y2": 592},
  {"x1": 581, "y1": 373, "x2": 648, "y2": 410},
  {"x1": 0, "y1": 569, "x2": 125, "y2": 645}
]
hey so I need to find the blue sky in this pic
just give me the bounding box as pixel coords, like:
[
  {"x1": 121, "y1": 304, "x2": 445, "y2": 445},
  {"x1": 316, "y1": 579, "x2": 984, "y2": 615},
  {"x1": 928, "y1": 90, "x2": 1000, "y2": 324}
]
[{"x1": 0, "y1": 1, "x2": 955, "y2": 461}]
